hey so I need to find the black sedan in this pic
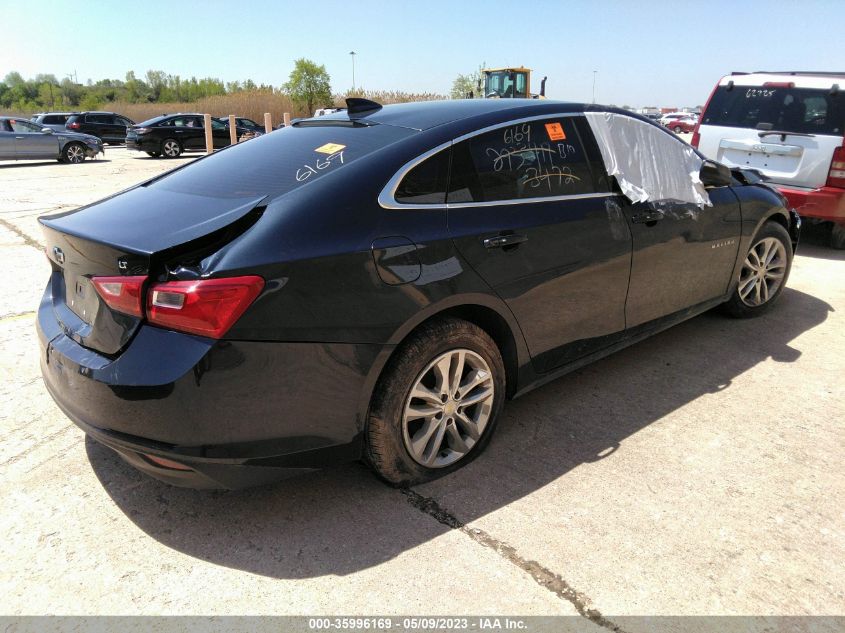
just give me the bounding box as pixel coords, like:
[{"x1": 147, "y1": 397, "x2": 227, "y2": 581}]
[
  {"x1": 38, "y1": 98, "x2": 800, "y2": 489},
  {"x1": 126, "y1": 113, "x2": 257, "y2": 158},
  {"x1": 214, "y1": 116, "x2": 265, "y2": 134}
]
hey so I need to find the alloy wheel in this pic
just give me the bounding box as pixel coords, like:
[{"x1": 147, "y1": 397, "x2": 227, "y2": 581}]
[
  {"x1": 738, "y1": 237, "x2": 787, "y2": 307},
  {"x1": 402, "y1": 349, "x2": 495, "y2": 468},
  {"x1": 163, "y1": 140, "x2": 180, "y2": 157},
  {"x1": 66, "y1": 145, "x2": 84, "y2": 163}
]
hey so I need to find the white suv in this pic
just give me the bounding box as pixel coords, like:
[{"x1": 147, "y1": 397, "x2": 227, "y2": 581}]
[{"x1": 693, "y1": 71, "x2": 845, "y2": 247}]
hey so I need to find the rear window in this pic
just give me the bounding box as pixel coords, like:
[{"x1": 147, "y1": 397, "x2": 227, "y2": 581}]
[
  {"x1": 43, "y1": 115, "x2": 70, "y2": 124},
  {"x1": 150, "y1": 123, "x2": 413, "y2": 199},
  {"x1": 702, "y1": 85, "x2": 845, "y2": 136}
]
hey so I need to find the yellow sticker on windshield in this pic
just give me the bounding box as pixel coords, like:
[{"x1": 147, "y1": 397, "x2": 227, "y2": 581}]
[{"x1": 315, "y1": 143, "x2": 346, "y2": 154}]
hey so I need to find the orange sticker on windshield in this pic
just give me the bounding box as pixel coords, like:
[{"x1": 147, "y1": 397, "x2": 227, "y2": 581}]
[{"x1": 545, "y1": 122, "x2": 566, "y2": 141}]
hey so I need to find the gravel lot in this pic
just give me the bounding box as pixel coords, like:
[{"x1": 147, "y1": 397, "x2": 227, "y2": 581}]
[{"x1": 1, "y1": 146, "x2": 843, "y2": 626}]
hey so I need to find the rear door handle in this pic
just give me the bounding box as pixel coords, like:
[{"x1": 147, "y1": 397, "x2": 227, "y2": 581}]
[
  {"x1": 631, "y1": 210, "x2": 664, "y2": 224},
  {"x1": 482, "y1": 233, "x2": 528, "y2": 249}
]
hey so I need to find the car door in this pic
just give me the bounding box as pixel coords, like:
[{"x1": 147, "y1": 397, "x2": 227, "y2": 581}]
[
  {"x1": 210, "y1": 118, "x2": 231, "y2": 148},
  {"x1": 9, "y1": 118, "x2": 58, "y2": 158},
  {"x1": 0, "y1": 120, "x2": 16, "y2": 159},
  {"x1": 445, "y1": 115, "x2": 633, "y2": 372},
  {"x1": 100, "y1": 114, "x2": 122, "y2": 142},
  {"x1": 611, "y1": 120, "x2": 743, "y2": 328},
  {"x1": 85, "y1": 114, "x2": 108, "y2": 139},
  {"x1": 168, "y1": 116, "x2": 198, "y2": 150},
  {"x1": 114, "y1": 116, "x2": 133, "y2": 142}
]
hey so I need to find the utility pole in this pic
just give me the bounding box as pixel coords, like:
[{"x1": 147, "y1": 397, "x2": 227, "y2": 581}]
[
  {"x1": 592, "y1": 70, "x2": 597, "y2": 104},
  {"x1": 349, "y1": 51, "x2": 356, "y2": 92}
]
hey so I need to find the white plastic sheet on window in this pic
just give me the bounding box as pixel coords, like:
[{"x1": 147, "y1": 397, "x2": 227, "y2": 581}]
[{"x1": 585, "y1": 112, "x2": 711, "y2": 207}]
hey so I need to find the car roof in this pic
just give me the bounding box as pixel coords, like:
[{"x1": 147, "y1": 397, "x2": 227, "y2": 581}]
[{"x1": 316, "y1": 99, "x2": 588, "y2": 131}]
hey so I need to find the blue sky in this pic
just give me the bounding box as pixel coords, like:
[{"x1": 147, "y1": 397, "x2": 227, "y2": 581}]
[{"x1": 2, "y1": 0, "x2": 842, "y2": 107}]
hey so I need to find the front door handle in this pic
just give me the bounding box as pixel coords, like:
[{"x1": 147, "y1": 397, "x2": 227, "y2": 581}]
[
  {"x1": 631, "y1": 209, "x2": 665, "y2": 224},
  {"x1": 483, "y1": 233, "x2": 528, "y2": 249}
]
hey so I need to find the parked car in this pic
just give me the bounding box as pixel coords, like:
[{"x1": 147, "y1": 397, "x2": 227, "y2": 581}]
[
  {"x1": 65, "y1": 111, "x2": 134, "y2": 145},
  {"x1": 30, "y1": 112, "x2": 77, "y2": 132},
  {"x1": 694, "y1": 71, "x2": 845, "y2": 248},
  {"x1": 126, "y1": 114, "x2": 254, "y2": 158},
  {"x1": 213, "y1": 116, "x2": 265, "y2": 133},
  {"x1": 668, "y1": 117, "x2": 697, "y2": 133},
  {"x1": 659, "y1": 112, "x2": 695, "y2": 127},
  {"x1": 0, "y1": 116, "x2": 103, "y2": 163},
  {"x1": 38, "y1": 99, "x2": 799, "y2": 489}
]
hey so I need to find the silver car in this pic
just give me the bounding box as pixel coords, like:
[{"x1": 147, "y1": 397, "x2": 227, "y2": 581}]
[
  {"x1": 30, "y1": 112, "x2": 77, "y2": 132},
  {"x1": 0, "y1": 116, "x2": 103, "y2": 163}
]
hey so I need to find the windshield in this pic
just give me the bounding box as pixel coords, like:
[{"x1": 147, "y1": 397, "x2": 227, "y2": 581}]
[
  {"x1": 149, "y1": 123, "x2": 414, "y2": 199},
  {"x1": 484, "y1": 71, "x2": 528, "y2": 98},
  {"x1": 702, "y1": 85, "x2": 845, "y2": 136}
]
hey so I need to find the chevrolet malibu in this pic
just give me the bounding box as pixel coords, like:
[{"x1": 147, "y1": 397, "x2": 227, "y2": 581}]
[{"x1": 38, "y1": 98, "x2": 800, "y2": 489}]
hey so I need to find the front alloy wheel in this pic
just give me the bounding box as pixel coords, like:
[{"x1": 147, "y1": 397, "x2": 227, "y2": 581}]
[
  {"x1": 738, "y1": 237, "x2": 787, "y2": 307},
  {"x1": 723, "y1": 221, "x2": 792, "y2": 318},
  {"x1": 63, "y1": 143, "x2": 86, "y2": 164},
  {"x1": 402, "y1": 349, "x2": 494, "y2": 468}
]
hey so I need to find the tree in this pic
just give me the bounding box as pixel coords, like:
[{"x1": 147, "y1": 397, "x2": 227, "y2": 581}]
[
  {"x1": 450, "y1": 62, "x2": 485, "y2": 99},
  {"x1": 284, "y1": 58, "x2": 332, "y2": 116}
]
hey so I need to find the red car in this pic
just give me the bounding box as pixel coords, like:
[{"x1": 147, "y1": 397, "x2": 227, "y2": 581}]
[{"x1": 667, "y1": 117, "x2": 697, "y2": 133}]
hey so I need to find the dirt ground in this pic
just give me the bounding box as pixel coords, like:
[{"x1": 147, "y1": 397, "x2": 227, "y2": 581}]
[{"x1": 1, "y1": 146, "x2": 843, "y2": 627}]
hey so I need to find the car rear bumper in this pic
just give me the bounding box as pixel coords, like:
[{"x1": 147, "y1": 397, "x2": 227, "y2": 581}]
[
  {"x1": 37, "y1": 283, "x2": 381, "y2": 488},
  {"x1": 778, "y1": 185, "x2": 845, "y2": 224},
  {"x1": 125, "y1": 138, "x2": 155, "y2": 152}
]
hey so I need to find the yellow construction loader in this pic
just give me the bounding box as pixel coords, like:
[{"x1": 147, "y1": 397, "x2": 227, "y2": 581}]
[{"x1": 479, "y1": 67, "x2": 547, "y2": 99}]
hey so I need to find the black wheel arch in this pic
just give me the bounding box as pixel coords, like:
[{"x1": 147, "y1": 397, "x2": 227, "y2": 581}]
[{"x1": 354, "y1": 294, "x2": 531, "y2": 434}]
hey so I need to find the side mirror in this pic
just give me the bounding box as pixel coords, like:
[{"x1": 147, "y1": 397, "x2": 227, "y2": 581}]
[
  {"x1": 700, "y1": 159, "x2": 732, "y2": 187},
  {"x1": 41, "y1": 127, "x2": 53, "y2": 134}
]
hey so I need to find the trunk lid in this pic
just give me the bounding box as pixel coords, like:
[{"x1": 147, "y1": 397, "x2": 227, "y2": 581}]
[
  {"x1": 40, "y1": 186, "x2": 265, "y2": 355},
  {"x1": 701, "y1": 125, "x2": 839, "y2": 189}
]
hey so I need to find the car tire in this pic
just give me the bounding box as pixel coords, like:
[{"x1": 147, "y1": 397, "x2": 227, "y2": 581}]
[
  {"x1": 723, "y1": 221, "x2": 793, "y2": 318},
  {"x1": 161, "y1": 138, "x2": 182, "y2": 158},
  {"x1": 365, "y1": 318, "x2": 506, "y2": 486},
  {"x1": 830, "y1": 222, "x2": 845, "y2": 250},
  {"x1": 146, "y1": 151, "x2": 161, "y2": 158},
  {"x1": 60, "y1": 142, "x2": 87, "y2": 164},
  {"x1": 673, "y1": 125, "x2": 682, "y2": 133}
]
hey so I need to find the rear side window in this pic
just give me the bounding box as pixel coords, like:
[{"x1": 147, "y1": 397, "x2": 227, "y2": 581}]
[
  {"x1": 43, "y1": 115, "x2": 70, "y2": 124},
  {"x1": 87, "y1": 114, "x2": 113, "y2": 124},
  {"x1": 395, "y1": 148, "x2": 450, "y2": 204},
  {"x1": 151, "y1": 123, "x2": 414, "y2": 199},
  {"x1": 447, "y1": 117, "x2": 598, "y2": 203},
  {"x1": 702, "y1": 85, "x2": 845, "y2": 136}
]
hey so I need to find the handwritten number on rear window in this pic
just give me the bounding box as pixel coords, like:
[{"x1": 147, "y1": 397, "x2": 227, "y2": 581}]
[{"x1": 296, "y1": 151, "x2": 345, "y2": 182}]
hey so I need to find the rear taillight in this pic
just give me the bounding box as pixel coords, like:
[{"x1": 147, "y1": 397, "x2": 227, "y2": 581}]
[
  {"x1": 133, "y1": 127, "x2": 151, "y2": 134},
  {"x1": 692, "y1": 78, "x2": 722, "y2": 149},
  {"x1": 827, "y1": 145, "x2": 845, "y2": 188},
  {"x1": 147, "y1": 276, "x2": 264, "y2": 338},
  {"x1": 92, "y1": 276, "x2": 146, "y2": 317},
  {"x1": 67, "y1": 121, "x2": 81, "y2": 129},
  {"x1": 690, "y1": 121, "x2": 701, "y2": 148}
]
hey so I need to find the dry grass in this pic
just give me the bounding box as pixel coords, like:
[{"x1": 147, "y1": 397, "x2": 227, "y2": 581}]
[
  {"x1": 105, "y1": 91, "x2": 299, "y2": 124},
  {"x1": 25, "y1": 89, "x2": 451, "y2": 123},
  {"x1": 334, "y1": 89, "x2": 448, "y2": 105}
]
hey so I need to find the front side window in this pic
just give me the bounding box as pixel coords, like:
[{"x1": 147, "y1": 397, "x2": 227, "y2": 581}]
[
  {"x1": 447, "y1": 117, "x2": 597, "y2": 203},
  {"x1": 9, "y1": 119, "x2": 40, "y2": 133}
]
